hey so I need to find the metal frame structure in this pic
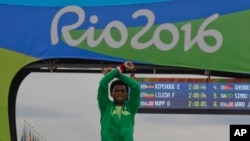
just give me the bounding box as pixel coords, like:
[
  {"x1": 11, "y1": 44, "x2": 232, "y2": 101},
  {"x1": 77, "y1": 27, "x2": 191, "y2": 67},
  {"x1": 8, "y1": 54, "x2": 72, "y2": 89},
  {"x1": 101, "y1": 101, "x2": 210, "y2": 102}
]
[
  {"x1": 24, "y1": 58, "x2": 250, "y2": 78},
  {"x1": 9, "y1": 59, "x2": 250, "y2": 141}
]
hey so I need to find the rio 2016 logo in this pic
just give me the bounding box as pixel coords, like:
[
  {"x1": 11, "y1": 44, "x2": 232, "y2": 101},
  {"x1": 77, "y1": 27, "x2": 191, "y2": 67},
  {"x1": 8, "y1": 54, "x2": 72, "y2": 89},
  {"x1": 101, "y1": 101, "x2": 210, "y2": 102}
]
[{"x1": 51, "y1": 5, "x2": 223, "y2": 53}]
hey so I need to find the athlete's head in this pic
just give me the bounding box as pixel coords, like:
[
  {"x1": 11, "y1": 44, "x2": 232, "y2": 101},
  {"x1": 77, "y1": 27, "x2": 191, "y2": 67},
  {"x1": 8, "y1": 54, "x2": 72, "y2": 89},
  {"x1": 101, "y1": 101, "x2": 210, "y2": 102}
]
[{"x1": 110, "y1": 79, "x2": 128, "y2": 105}]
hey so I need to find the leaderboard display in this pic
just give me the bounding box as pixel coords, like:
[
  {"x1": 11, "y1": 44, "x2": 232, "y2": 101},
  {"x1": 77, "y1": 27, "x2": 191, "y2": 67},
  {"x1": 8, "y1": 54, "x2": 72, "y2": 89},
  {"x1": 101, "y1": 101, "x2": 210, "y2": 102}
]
[{"x1": 136, "y1": 78, "x2": 250, "y2": 114}]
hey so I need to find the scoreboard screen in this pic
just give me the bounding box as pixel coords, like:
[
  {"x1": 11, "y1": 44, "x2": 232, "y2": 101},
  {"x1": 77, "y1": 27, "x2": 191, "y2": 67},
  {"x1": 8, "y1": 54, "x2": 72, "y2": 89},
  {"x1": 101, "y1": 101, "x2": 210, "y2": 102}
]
[{"x1": 136, "y1": 78, "x2": 250, "y2": 115}]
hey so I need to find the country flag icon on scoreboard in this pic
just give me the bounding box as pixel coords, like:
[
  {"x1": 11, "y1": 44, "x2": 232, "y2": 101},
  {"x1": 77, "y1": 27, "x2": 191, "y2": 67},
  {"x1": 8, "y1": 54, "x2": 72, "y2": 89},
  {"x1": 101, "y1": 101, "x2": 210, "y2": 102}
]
[
  {"x1": 140, "y1": 101, "x2": 154, "y2": 107},
  {"x1": 141, "y1": 93, "x2": 154, "y2": 99},
  {"x1": 225, "y1": 102, "x2": 234, "y2": 108},
  {"x1": 145, "y1": 84, "x2": 154, "y2": 89},
  {"x1": 140, "y1": 84, "x2": 155, "y2": 89},
  {"x1": 221, "y1": 85, "x2": 234, "y2": 90},
  {"x1": 220, "y1": 93, "x2": 234, "y2": 99}
]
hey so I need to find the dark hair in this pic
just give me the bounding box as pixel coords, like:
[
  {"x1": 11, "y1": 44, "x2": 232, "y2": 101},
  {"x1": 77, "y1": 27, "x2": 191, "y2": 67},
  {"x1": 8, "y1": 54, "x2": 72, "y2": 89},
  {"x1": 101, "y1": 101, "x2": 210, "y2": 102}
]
[{"x1": 110, "y1": 79, "x2": 128, "y2": 94}]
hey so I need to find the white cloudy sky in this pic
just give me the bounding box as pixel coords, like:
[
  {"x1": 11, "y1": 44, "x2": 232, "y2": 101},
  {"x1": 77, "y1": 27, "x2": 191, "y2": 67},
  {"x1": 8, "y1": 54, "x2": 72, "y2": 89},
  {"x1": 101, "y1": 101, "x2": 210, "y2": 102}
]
[{"x1": 16, "y1": 72, "x2": 250, "y2": 141}]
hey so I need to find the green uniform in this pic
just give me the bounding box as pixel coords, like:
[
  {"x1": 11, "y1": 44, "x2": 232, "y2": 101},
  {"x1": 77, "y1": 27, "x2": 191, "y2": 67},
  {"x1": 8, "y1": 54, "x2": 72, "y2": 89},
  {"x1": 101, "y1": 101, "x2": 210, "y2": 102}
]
[{"x1": 98, "y1": 69, "x2": 141, "y2": 141}]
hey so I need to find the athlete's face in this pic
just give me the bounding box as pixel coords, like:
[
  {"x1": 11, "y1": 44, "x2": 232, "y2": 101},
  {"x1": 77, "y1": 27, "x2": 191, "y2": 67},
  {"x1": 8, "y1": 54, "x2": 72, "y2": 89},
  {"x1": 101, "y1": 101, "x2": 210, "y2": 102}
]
[{"x1": 111, "y1": 85, "x2": 128, "y2": 105}]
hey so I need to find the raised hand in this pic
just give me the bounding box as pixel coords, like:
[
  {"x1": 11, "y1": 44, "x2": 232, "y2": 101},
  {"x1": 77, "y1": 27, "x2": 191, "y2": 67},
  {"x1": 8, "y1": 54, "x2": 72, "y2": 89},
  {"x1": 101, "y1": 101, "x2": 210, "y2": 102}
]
[
  {"x1": 123, "y1": 61, "x2": 134, "y2": 71},
  {"x1": 102, "y1": 67, "x2": 112, "y2": 75}
]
